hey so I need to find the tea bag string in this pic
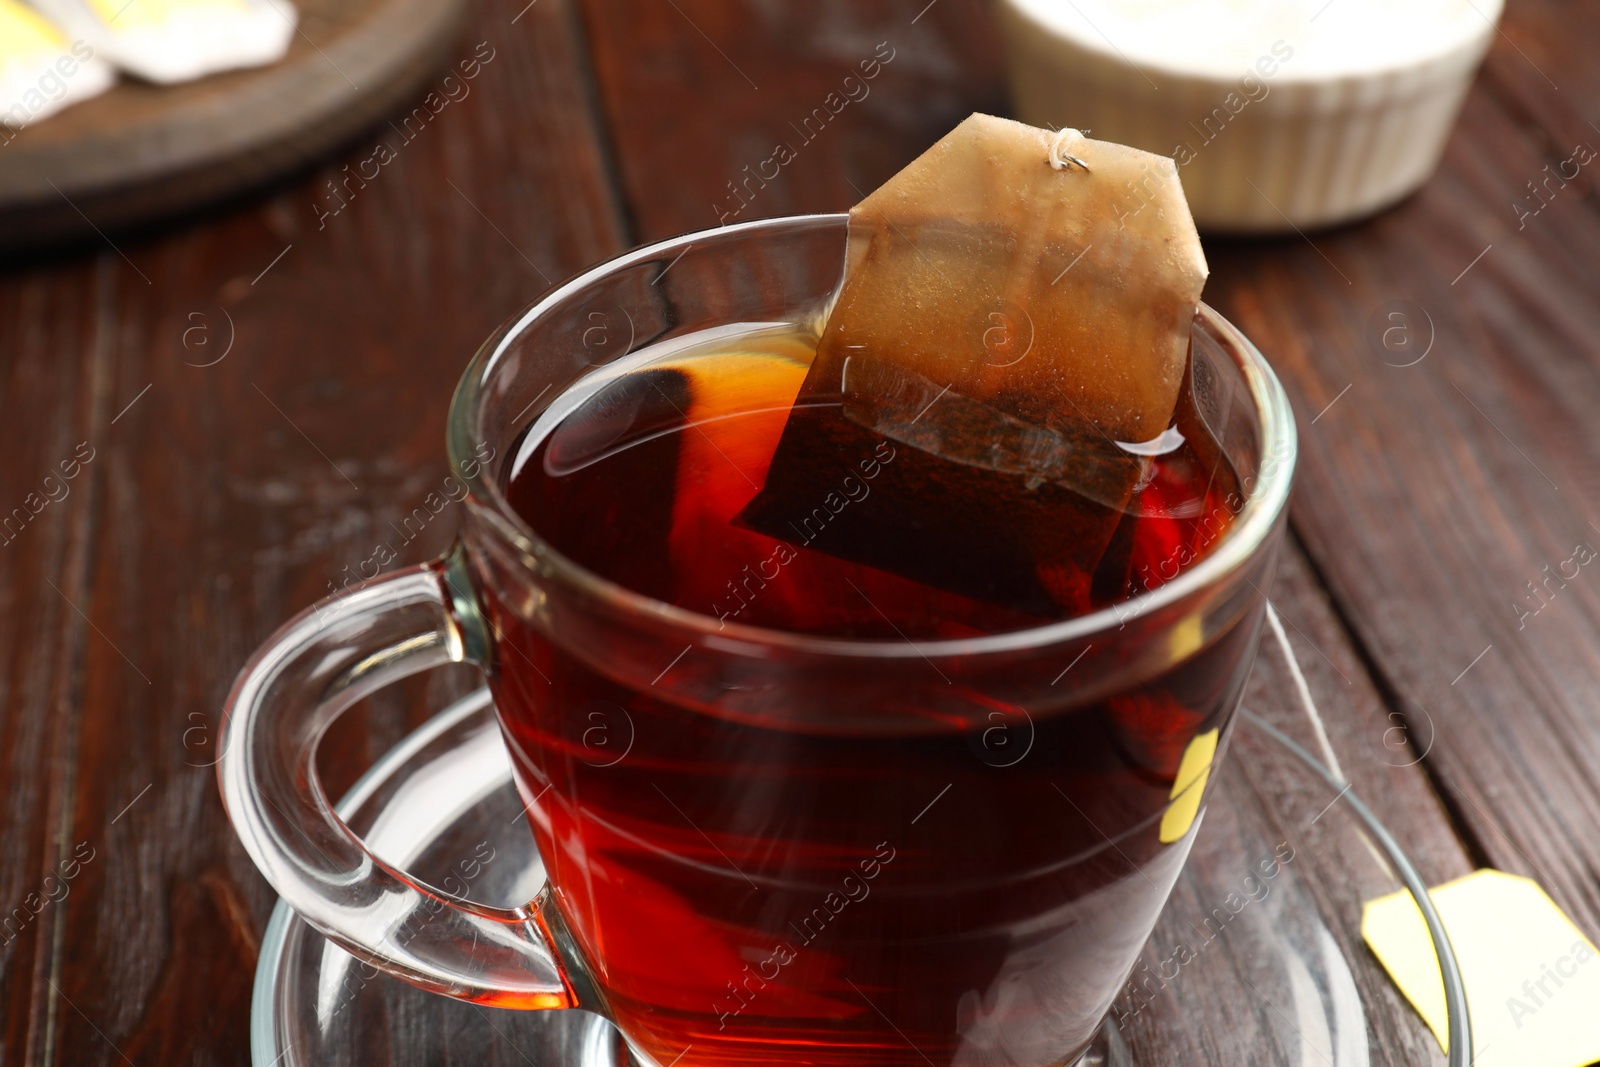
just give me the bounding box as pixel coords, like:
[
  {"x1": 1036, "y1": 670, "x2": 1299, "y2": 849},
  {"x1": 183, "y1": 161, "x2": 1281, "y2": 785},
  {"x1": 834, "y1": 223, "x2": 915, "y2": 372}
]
[{"x1": 1048, "y1": 128, "x2": 1090, "y2": 172}]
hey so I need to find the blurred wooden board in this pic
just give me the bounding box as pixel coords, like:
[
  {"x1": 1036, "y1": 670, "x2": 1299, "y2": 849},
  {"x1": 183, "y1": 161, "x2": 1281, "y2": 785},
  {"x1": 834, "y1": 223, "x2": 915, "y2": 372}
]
[{"x1": 0, "y1": 0, "x2": 467, "y2": 249}]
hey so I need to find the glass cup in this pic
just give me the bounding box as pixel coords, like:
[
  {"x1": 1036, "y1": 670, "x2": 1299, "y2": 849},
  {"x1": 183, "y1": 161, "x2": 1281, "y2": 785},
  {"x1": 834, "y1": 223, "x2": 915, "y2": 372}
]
[{"x1": 220, "y1": 213, "x2": 1296, "y2": 1067}]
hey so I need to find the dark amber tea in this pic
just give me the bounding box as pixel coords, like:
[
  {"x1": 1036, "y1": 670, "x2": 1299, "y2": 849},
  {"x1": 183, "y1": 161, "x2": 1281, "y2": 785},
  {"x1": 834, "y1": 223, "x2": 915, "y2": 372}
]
[
  {"x1": 483, "y1": 323, "x2": 1254, "y2": 1067},
  {"x1": 219, "y1": 125, "x2": 1291, "y2": 1067},
  {"x1": 507, "y1": 325, "x2": 1237, "y2": 633}
]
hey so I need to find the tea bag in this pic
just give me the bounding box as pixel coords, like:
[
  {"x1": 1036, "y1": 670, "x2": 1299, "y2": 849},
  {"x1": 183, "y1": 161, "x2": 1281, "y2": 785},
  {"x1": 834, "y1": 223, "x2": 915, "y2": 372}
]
[
  {"x1": 27, "y1": 0, "x2": 296, "y2": 84},
  {"x1": 742, "y1": 115, "x2": 1208, "y2": 617}
]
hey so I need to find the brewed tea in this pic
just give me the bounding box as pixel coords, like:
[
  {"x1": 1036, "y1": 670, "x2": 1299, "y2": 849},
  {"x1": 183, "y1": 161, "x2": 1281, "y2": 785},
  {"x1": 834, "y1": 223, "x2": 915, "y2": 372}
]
[{"x1": 480, "y1": 324, "x2": 1256, "y2": 1067}]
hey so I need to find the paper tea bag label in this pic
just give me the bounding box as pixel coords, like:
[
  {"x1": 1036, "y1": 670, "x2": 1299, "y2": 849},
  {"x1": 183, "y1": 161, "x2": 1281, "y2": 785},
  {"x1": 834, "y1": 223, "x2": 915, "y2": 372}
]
[
  {"x1": 742, "y1": 115, "x2": 1208, "y2": 617},
  {"x1": 1363, "y1": 870, "x2": 1600, "y2": 1067}
]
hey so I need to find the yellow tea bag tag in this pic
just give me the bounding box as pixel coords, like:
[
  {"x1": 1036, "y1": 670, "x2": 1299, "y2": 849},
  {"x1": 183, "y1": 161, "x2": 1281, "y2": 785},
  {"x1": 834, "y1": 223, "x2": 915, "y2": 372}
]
[{"x1": 1362, "y1": 869, "x2": 1600, "y2": 1067}]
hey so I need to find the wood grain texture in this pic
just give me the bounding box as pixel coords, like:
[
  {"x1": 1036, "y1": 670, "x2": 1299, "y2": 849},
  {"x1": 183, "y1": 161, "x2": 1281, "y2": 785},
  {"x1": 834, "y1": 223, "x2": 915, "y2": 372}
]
[
  {"x1": 1203, "y1": 34, "x2": 1600, "y2": 940},
  {"x1": 0, "y1": 256, "x2": 115, "y2": 1066},
  {"x1": 0, "y1": 0, "x2": 626, "y2": 1061},
  {"x1": 578, "y1": 0, "x2": 1008, "y2": 242},
  {"x1": 0, "y1": 0, "x2": 469, "y2": 250}
]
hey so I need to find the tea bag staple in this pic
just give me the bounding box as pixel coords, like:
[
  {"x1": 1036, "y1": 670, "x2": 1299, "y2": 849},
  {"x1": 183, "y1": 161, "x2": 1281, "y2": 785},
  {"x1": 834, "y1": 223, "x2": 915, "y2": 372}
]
[{"x1": 743, "y1": 114, "x2": 1208, "y2": 616}]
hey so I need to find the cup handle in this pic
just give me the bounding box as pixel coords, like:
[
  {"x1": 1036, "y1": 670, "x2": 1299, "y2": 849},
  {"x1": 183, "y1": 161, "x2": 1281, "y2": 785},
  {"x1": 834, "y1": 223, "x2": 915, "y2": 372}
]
[{"x1": 218, "y1": 548, "x2": 576, "y2": 1010}]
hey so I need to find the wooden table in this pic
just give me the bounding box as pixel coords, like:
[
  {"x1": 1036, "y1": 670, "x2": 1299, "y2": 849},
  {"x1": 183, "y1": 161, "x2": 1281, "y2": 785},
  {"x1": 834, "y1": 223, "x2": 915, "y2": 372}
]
[{"x1": 1, "y1": 0, "x2": 1594, "y2": 1061}]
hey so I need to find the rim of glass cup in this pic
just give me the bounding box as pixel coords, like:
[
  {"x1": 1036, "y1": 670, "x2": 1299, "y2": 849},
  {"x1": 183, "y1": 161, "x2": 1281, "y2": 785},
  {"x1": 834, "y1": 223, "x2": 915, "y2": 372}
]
[{"x1": 447, "y1": 212, "x2": 1297, "y2": 659}]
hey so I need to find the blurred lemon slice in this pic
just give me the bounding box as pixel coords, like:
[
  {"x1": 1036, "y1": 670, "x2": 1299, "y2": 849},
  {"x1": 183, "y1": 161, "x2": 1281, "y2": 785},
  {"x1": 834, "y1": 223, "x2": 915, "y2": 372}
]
[
  {"x1": 27, "y1": 0, "x2": 297, "y2": 83},
  {"x1": 0, "y1": 0, "x2": 115, "y2": 127}
]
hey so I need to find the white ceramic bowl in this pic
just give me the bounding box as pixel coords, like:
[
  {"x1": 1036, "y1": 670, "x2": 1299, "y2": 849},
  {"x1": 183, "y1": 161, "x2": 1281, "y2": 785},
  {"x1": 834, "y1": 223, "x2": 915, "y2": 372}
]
[{"x1": 997, "y1": 0, "x2": 1502, "y2": 232}]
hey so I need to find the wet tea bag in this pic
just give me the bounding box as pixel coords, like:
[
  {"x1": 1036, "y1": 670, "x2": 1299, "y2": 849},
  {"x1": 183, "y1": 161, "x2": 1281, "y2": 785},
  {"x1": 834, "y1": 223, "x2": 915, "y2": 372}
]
[
  {"x1": 0, "y1": 0, "x2": 115, "y2": 127},
  {"x1": 27, "y1": 0, "x2": 296, "y2": 84},
  {"x1": 742, "y1": 115, "x2": 1208, "y2": 616}
]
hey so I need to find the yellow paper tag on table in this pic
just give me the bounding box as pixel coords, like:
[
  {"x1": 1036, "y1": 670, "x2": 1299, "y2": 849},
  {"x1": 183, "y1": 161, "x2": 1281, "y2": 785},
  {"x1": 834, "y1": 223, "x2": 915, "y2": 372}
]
[{"x1": 1362, "y1": 869, "x2": 1600, "y2": 1067}]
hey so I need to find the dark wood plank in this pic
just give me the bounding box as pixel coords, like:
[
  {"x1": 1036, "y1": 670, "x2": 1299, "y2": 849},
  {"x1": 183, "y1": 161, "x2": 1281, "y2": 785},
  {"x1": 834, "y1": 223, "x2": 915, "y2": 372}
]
[
  {"x1": 1472, "y1": 0, "x2": 1600, "y2": 169},
  {"x1": 579, "y1": 0, "x2": 1007, "y2": 242},
  {"x1": 0, "y1": 0, "x2": 627, "y2": 1061},
  {"x1": 1202, "y1": 54, "x2": 1600, "y2": 933},
  {"x1": 0, "y1": 256, "x2": 111, "y2": 1065}
]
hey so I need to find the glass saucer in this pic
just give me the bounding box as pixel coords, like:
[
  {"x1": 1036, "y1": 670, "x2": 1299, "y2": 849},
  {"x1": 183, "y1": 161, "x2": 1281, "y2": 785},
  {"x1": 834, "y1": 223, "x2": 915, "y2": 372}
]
[{"x1": 251, "y1": 689, "x2": 1466, "y2": 1067}]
